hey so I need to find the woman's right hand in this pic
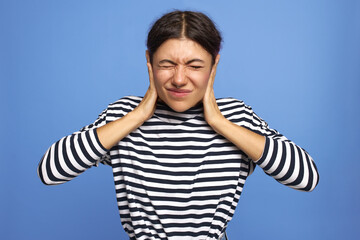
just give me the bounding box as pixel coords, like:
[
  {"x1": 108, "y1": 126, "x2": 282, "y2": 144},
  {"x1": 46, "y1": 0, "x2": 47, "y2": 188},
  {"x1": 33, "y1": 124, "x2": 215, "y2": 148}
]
[
  {"x1": 133, "y1": 59, "x2": 158, "y2": 122},
  {"x1": 96, "y1": 56, "x2": 158, "y2": 150}
]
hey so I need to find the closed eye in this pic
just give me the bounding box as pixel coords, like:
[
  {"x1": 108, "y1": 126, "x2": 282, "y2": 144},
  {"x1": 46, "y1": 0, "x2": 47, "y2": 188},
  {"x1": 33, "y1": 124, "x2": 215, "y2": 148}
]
[
  {"x1": 159, "y1": 65, "x2": 175, "y2": 69},
  {"x1": 158, "y1": 59, "x2": 176, "y2": 69},
  {"x1": 190, "y1": 66, "x2": 203, "y2": 70}
]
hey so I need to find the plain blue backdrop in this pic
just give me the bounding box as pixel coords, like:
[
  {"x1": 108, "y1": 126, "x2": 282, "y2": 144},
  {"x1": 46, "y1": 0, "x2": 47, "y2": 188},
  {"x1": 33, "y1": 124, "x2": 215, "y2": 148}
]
[{"x1": 1, "y1": 0, "x2": 359, "y2": 239}]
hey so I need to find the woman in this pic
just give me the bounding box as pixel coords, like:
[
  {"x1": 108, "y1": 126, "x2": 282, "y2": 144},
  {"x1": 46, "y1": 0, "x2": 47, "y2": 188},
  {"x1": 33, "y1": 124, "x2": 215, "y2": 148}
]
[{"x1": 38, "y1": 10, "x2": 319, "y2": 240}]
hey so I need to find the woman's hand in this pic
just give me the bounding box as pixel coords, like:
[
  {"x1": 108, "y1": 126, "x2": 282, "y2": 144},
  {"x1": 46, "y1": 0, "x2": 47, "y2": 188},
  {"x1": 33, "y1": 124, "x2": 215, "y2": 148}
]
[
  {"x1": 96, "y1": 55, "x2": 158, "y2": 150},
  {"x1": 133, "y1": 59, "x2": 158, "y2": 122},
  {"x1": 202, "y1": 55, "x2": 265, "y2": 161},
  {"x1": 203, "y1": 54, "x2": 224, "y2": 127}
]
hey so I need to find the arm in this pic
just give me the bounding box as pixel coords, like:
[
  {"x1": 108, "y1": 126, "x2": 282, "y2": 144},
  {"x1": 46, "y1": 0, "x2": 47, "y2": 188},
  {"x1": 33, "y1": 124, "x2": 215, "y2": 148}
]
[
  {"x1": 37, "y1": 111, "x2": 110, "y2": 185},
  {"x1": 38, "y1": 58, "x2": 158, "y2": 185},
  {"x1": 245, "y1": 111, "x2": 319, "y2": 192},
  {"x1": 203, "y1": 55, "x2": 319, "y2": 192},
  {"x1": 96, "y1": 60, "x2": 157, "y2": 149}
]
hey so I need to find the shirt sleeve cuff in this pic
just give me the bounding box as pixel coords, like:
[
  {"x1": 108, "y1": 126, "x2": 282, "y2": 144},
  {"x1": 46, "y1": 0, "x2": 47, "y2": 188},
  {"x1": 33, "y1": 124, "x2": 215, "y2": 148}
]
[{"x1": 254, "y1": 136, "x2": 271, "y2": 167}]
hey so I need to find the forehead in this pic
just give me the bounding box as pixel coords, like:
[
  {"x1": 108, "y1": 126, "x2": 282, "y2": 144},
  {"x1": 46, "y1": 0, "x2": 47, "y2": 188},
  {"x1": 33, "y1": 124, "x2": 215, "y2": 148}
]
[{"x1": 153, "y1": 38, "x2": 212, "y2": 63}]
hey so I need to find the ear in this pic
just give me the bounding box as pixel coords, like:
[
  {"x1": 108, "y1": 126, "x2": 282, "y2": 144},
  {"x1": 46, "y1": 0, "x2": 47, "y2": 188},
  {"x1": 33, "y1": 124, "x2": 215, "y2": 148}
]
[{"x1": 145, "y1": 50, "x2": 150, "y2": 64}]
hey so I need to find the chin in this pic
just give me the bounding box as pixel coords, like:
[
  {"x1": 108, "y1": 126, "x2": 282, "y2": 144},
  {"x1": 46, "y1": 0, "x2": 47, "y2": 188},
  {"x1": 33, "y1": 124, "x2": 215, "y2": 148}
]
[
  {"x1": 169, "y1": 104, "x2": 191, "y2": 112},
  {"x1": 166, "y1": 101, "x2": 194, "y2": 112}
]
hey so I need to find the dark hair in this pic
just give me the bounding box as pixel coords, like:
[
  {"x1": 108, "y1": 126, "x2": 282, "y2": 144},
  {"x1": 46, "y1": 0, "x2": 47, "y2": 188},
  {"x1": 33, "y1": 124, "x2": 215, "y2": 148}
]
[{"x1": 147, "y1": 10, "x2": 222, "y2": 64}]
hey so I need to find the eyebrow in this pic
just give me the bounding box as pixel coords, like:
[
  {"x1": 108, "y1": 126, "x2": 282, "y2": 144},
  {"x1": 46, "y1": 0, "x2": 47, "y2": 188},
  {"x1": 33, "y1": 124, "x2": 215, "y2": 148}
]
[{"x1": 158, "y1": 59, "x2": 205, "y2": 65}]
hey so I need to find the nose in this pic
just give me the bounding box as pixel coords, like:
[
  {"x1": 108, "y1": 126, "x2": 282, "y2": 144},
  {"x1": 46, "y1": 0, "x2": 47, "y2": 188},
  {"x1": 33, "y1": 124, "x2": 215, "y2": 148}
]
[{"x1": 172, "y1": 66, "x2": 187, "y2": 88}]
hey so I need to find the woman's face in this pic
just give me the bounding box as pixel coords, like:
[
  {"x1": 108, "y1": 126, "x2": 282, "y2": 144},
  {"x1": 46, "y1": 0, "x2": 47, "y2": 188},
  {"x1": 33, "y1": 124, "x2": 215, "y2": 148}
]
[{"x1": 150, "y1": 38, "x2": 214, "y2": 112}]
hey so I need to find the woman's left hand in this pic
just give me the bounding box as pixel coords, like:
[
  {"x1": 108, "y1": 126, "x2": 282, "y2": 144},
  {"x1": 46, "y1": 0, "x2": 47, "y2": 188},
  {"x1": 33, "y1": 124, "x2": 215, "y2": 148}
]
[
  {"x1": 203, "y1": 54, "x2": 224, "y2": 127},
  {"x1": 202, "y1": 54, "x2": 265, "y2": 161}
]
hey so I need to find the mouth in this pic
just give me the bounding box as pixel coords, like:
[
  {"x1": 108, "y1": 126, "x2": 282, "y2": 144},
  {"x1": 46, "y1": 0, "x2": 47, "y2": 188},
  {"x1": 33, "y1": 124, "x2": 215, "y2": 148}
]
[{"x1": 166, "y1": 88, "x2": 192, "y2": 98}]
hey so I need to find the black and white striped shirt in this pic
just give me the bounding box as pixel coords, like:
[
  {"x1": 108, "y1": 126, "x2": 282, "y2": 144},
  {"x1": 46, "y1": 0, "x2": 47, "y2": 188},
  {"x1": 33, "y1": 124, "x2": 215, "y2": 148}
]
[{"x1": 38, "y1": 96, "x2": 319, "y2": 240}]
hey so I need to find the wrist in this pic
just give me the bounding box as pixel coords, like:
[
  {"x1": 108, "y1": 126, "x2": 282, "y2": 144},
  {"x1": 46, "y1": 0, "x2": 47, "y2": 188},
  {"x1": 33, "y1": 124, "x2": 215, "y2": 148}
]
[
  {"x1": 207, "y1": 114, "x2": 228, "y2": 132},
  {"x1": 128, "y1": 107, "x2": 149, "y2": 127}
]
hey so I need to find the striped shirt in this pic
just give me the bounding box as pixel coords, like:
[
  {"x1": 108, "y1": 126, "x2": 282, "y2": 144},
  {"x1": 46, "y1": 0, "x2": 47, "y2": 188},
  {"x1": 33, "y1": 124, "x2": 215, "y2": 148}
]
[{"x1": 38, "y1": 96, "x2": 319, "y2": 240}]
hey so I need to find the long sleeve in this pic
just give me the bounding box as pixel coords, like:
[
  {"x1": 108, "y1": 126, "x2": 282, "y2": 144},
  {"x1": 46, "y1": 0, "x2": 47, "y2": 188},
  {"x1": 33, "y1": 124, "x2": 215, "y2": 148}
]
[
  {"x1": 247, "y1": 108, "x2": 319, "y2": 192},
  {"x1": 37, "y1": 108, "x2": 110, "y2": 185}
]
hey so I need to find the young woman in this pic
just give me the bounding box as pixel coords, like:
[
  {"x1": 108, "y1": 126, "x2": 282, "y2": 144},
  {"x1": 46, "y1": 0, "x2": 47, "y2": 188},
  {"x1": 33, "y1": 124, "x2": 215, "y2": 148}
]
[{"x1": 38, "y1": 10, "x2": 319, "y2": 240}]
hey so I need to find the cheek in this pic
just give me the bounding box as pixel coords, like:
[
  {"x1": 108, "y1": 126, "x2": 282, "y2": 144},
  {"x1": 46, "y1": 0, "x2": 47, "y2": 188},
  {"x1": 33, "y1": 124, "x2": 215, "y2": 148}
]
[
  {"x1": 153, "y1": 71, "x2": 171, "y2": 98},
  {"x1": 154, "y1": 70, "x2": 173, "y2": 85},
  {"x1": 189, "y1": 72, "x2": 211, "y2": 89}
]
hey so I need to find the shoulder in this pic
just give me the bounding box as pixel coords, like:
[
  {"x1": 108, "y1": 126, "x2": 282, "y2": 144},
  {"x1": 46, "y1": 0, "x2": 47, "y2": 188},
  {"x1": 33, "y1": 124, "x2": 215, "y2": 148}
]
[
  {"x1": 216, "y1": 97, "x2": 255, "y2": 125},
  {"x1": 108, "y1": 96, "x2": 143, "y2": 110},
  {"x1": 103, "y1": 96, "x2": 143, "y2": 120},
  {"x1": 216, "y1": 97, "x2": 253, "y2": 112}
]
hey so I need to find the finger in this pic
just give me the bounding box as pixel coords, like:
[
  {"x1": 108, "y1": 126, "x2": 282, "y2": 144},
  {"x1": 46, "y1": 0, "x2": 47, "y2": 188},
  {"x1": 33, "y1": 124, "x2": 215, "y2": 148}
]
[
  {"x1": 208, "y1": 54, "x2": 220, "y2": 88},
  {"x1": 145, "y1": 50, "x2": 155, "y2": 86},
  {"x1": 146, "y1": 62, "x2": 159, "y2": 103},
  {"x1": 147, "y1": 62, "x2": 155, "y2": 87}
]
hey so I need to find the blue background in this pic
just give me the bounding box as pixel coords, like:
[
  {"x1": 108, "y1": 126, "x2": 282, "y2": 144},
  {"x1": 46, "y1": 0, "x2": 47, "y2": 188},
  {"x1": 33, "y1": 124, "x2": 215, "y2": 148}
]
[{"x1": 1, "y1": 0, "x2": 359, "y2": 239}]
